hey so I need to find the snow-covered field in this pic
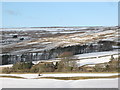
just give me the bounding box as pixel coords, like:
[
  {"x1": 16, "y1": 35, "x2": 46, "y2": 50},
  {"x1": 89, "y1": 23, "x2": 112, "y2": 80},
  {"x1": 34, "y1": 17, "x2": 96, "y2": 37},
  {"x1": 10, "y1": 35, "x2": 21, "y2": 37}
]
[
  {"x1": 0, "y1": 73, "x2": 118, "y2": 79},
  {"x1": 0, "y1": 72, "x2": 119, "y2": 88},
  {"x1": 1, "y1": 27, "x2": 88, "y2": 32},
  {"x1": 73, "y1": 50, "x2": 119, "y2": 66},
  {"x1": 0, "y1": 73, "x2": 119, "y2": 88},
  {"x1": 0, "y1": 64, "x2": 13, "y2": 68},
  {"x1": 0, "y1": 77, "x2": 118, "y2": 88},
  {"x1": 74, "y1": 50, "x2": 118, "y2": 59},
  {"x1": 77, "y1": 54, "x2": 118, "y2": 66},
  {"x1": 32, "y1": 50, "x2": 119, "y2": 66}
]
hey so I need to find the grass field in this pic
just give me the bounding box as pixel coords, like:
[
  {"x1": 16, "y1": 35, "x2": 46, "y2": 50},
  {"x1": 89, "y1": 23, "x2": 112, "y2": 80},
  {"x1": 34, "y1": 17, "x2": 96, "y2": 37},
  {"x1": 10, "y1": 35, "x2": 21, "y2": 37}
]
[
  {"x1": 40, "y1": 75, "x2": 120, "y2": 80},
  {"x1": 0, "y1": 75, "x2": 25, "y2": 79}
]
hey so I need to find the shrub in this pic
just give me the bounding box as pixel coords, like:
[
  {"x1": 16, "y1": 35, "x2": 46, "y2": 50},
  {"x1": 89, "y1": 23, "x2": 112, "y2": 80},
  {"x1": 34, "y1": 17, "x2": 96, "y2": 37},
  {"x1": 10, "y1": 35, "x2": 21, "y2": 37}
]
[
  {"x1": 13, "y1": 62, "x2": 33, "y2": 71},
  {"x1": 2, "y1": 67, "x2": 12, "y2": 74},
  {"x1": 30, "y1": 65, "x2": 39, "y2": 73}
]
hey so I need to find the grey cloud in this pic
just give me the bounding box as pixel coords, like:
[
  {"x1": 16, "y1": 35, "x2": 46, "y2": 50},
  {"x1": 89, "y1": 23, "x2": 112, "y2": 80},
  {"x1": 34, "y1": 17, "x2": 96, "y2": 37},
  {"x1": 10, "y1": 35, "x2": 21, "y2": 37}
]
[{"x1": 5, "y1": 10, "x2": 20, "y2": 16}]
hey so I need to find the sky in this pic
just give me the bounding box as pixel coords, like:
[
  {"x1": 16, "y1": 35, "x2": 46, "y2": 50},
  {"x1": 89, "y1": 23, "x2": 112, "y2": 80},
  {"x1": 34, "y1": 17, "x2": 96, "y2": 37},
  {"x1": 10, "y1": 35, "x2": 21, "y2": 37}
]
[{"x1": 1, "y1": 2, "x2": 118, "y2": 28}]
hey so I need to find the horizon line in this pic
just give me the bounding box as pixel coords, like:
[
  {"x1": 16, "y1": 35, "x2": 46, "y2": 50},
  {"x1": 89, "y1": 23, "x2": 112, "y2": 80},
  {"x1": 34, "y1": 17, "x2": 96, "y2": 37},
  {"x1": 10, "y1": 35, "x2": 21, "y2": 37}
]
[{"x1": 1, "y1": 25, "x2": 118, "y2": 29}]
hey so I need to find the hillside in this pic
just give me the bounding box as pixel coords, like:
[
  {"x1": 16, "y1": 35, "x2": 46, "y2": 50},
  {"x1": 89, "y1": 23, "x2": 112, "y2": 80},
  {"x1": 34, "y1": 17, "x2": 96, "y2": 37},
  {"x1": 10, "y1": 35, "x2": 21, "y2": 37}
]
[{"x1": 0, "y1": 26, "x2": 119, "y2": 65}]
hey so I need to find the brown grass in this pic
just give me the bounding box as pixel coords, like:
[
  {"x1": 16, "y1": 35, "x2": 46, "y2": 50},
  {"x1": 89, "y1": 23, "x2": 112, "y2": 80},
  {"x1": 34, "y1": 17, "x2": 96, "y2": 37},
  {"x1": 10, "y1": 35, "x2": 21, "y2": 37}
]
[
  {"x1": 0, "y1": 75, "x2": 25, "y2": 79},
  {"x1": 40, "y1": 75, "x2": 120, "y2": 80}
]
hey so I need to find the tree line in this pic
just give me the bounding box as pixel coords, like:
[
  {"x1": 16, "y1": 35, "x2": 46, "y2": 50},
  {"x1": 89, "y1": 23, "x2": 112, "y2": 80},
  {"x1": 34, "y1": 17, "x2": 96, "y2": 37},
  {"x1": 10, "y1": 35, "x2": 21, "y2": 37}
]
[{"x1": 2, "y1": 52, "x2": 120, "y2": 74}]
